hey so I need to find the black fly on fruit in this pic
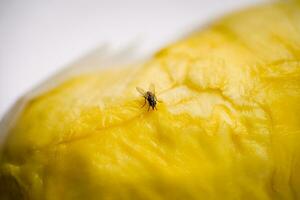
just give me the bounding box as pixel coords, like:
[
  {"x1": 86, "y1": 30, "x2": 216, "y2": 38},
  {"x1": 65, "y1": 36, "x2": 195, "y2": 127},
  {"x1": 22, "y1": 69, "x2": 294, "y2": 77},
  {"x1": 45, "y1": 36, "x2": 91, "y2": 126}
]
[{"x1": 136, "y1": 84, "x2": 162, "y2": 111}]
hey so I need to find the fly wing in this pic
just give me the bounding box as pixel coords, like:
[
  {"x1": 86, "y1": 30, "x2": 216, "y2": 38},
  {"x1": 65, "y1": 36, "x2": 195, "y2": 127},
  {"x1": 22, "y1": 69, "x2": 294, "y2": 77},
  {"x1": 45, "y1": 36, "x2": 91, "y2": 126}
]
[
  {"x1": 149, "y1": 83, "x2": 155, "y2": 94},
  {"x1": 136, "y1": 87, "x2": 146, "y2": 96}
]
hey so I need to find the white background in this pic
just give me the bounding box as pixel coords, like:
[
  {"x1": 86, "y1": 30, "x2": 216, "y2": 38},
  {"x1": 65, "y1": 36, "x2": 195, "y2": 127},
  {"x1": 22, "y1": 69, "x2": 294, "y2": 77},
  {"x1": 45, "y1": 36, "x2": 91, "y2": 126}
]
[{"x1": 0, "y1": 0, "x2": 266, "y2": 119}]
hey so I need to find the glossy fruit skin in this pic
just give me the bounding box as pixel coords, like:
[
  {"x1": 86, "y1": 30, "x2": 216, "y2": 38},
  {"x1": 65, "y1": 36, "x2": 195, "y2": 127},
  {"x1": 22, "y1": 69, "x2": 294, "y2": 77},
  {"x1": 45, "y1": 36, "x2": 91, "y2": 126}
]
[{"x1": 1, "y1": 1, "x2": 300, "y2": 200}]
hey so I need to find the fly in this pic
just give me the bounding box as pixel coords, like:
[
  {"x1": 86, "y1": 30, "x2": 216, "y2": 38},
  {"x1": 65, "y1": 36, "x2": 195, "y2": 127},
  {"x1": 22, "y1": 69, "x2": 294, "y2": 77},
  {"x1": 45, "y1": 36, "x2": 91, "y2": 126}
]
[{"x1": 136, "y1": 84, "x2": 161, "y2": 111}]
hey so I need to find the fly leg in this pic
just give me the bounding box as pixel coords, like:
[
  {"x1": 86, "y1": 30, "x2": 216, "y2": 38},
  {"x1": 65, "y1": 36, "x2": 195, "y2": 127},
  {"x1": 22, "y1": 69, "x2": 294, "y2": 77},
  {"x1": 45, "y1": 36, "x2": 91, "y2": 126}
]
[
  {"x1": 154, "y1": 96, "x2": 163, "y2": 103},
  {"x1": 141, "y1": 98, "x2": 146, "y2": 108}
]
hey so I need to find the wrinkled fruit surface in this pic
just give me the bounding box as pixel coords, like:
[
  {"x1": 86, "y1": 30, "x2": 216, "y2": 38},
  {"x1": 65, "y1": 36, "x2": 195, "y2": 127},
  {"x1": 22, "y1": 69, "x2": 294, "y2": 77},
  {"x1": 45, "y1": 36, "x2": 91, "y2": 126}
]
[{"x1": 1, "y1": 1, "x2": 300, "y2": 200}]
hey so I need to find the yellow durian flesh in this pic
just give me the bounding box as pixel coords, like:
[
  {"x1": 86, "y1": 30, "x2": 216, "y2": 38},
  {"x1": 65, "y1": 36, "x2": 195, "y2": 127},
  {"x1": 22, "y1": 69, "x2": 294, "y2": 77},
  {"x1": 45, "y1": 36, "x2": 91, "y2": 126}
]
[{"x1": 1, "y1": 1, "x2": 300, "y2": 199}]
